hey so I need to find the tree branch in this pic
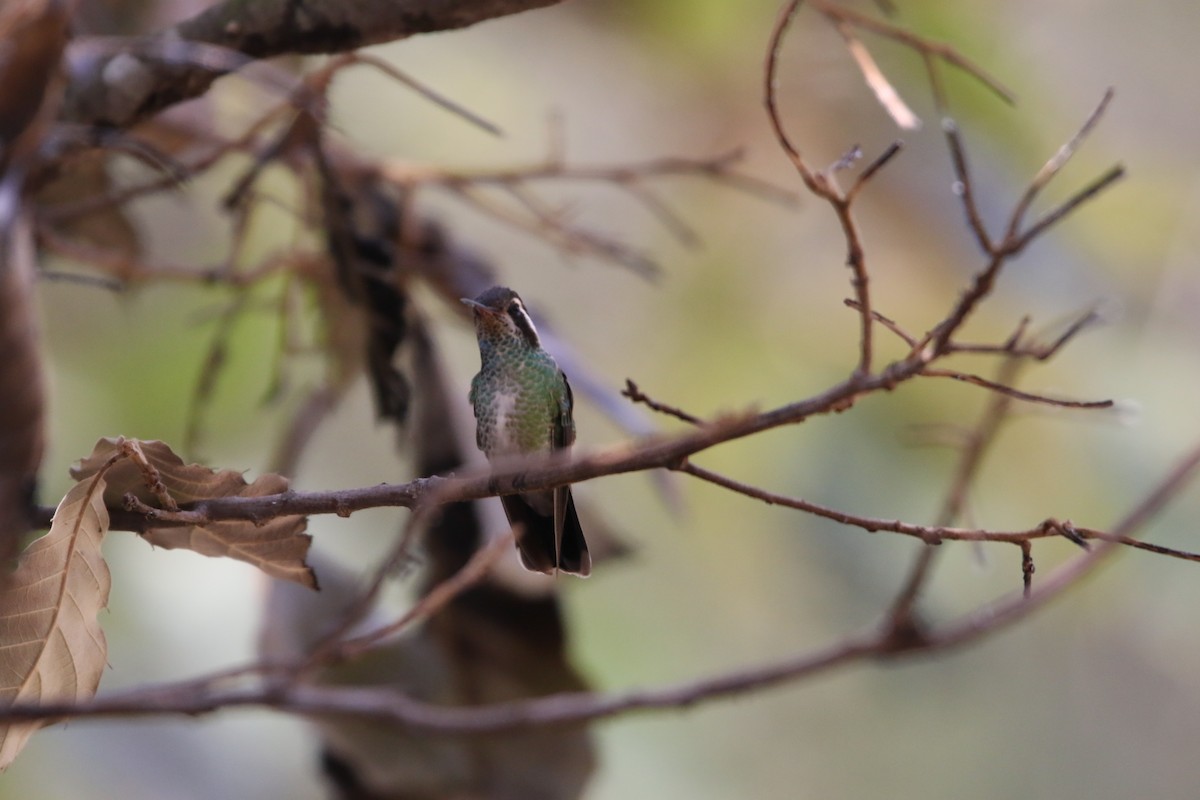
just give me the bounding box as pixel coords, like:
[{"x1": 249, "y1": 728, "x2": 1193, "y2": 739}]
[
  {"x1": 5, "y1": 439, "x2": 1199, "y2": 733},
  {"x1": 63, "y1": 0, "x2": 565, "y2": 128}
]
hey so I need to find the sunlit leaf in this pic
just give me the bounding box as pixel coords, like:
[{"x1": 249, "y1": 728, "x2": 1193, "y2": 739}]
[
  {"x1": 71, "y1": 437, "x2": 317, "y2": 589},
  {"x1": 0, "y1": 474, "x2": 111, "y2": 772}
]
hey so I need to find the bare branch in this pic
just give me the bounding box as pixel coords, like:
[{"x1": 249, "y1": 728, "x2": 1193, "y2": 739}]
[
  {"x1": 62, "y1": 0, "x2": 567, "y2": 129},
  {"x1": 6, "y1": 440, "x2": 1200, "y2": 733},
  {"x1": 930, "y1": 440, "x2": 1200, "y2": 649},
  {"x1": 9, "y1": 1, "x2": 1187, "y2": 776},
  {"x1": 922, "y1": 106, "x2": 1122, "y2": 357}
]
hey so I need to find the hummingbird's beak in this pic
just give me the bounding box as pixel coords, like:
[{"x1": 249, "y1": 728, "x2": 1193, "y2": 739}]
[{"x1": 461, "y1": 298, "x2": 498, "y2": 316}]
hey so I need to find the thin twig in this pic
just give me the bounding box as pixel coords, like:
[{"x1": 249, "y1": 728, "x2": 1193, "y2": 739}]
[
  {"x1": 330, "y1": 529, "x2": 516, "y2": 661},
  {"x1": 764, "y1": 0, "x2": 880, "y2": 375},
  {"x1": 920, "y1": 368, "x2": 1114, "y2": 409},
  {"x1": 941, "y1": 118, "x2": 993, "y2": 253},
  {"x1": 1019, "y1": 541, "x2": 1034, "y2": 598},
  {"x1": 931, "y1": 441, "x2": 1200, "y2": 649},
  {"x1": 844, "y1": 298, "x2": 915, "y2": 346},
  {"x1": 812, "y1": 0, "x2": 1015, "y2": 105},
  {"x1": 764, "y1": 0, "x2": 821, "y2": 193},
  {"x1": 1005, "y1": 89, "x2": 1115, "y2": 241},
  {"x1": 846, "y1": 141, "x2": 903, "y2": 203},
  {"x1": 622, "y1": 379, "x2": 702, "y2": 425},
  {"x1": 888, "y1": 356, "x2": 1022, "y2": 629},
  {"x1": 1014, "y1": 165, "x2": 1125, "y2": 250},
  {"x1": 341, "y1": 53, "x2": 502, "y2": 137},
  {"x1": 947, "y1": 309, "x2": 1101, "y2": 361},
  {"x1": 678, "y1": 461, "x2": 1200, "y2": 560}
]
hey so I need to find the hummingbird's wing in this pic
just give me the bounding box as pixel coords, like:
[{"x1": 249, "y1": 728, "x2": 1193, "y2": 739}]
[
  {"x1": 551, "y1": 374, "x2": 575, "y2": 569},
  {"x1": 554, "y1": 372, "x2": 576, "y2": 447},
  {"x1": 499, "y1": 373, "x2": 589, "y2": 576}
]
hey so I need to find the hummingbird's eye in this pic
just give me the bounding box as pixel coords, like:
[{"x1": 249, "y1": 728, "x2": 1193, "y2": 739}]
[{"x1": 508, "y1": 301, "x2": 521, "y2": 314}]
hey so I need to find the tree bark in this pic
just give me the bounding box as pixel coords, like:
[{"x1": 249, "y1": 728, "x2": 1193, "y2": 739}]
[{"x1": 62, "y1": 0, "x2": 565, "y2": 128}]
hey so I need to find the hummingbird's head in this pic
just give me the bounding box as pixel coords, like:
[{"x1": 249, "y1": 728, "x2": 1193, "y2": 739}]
[{"x1": 461, "y1": 285, "x2": 541, "y2": 349}]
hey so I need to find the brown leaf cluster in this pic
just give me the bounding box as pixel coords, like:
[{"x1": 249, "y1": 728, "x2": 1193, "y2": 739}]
[{"x1": 71, "y1": 437, "x2": 317, "y2": 589}]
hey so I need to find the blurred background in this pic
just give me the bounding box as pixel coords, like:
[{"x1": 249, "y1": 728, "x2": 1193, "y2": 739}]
[{"x1": 6, "y1": 0, "x2": 1200, "y2": 797}]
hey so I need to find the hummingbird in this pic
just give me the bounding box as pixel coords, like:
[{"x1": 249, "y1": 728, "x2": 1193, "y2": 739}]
[{"x1": 462, "y1": 286, "x2": 591, "y2": 577}]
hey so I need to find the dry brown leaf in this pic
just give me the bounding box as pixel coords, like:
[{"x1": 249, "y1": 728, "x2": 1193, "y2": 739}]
[
  {"x1": 35, "y1": 151, "x2": 143, "y2": 269},
  {"x1": 0, "y1": 472, "x2": 112, "y2": 772},
  {"x1": 71, "y1": 437, "x2": 317, "y2": 589}
]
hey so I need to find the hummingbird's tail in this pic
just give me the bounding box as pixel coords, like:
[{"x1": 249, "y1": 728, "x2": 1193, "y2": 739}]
[{"x1": 501, "y1": 490, "x2": 591, "y2": 577}]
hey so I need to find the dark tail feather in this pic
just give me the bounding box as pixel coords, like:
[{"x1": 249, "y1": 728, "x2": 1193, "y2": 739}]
[
  {"x1": 500, "y1": 492, "x2": 591, "y2": 577},
  {"x1": 557, "y1": 490, "x2": 591, "y2": 577},
  {"x1": 502, "y1": 493, "x2": 557, "y2": 573}
]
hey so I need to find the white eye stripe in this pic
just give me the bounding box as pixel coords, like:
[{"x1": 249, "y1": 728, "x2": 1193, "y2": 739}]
[{"x1": 505, "y1": 298, "x2": 540, "y2": 346}]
